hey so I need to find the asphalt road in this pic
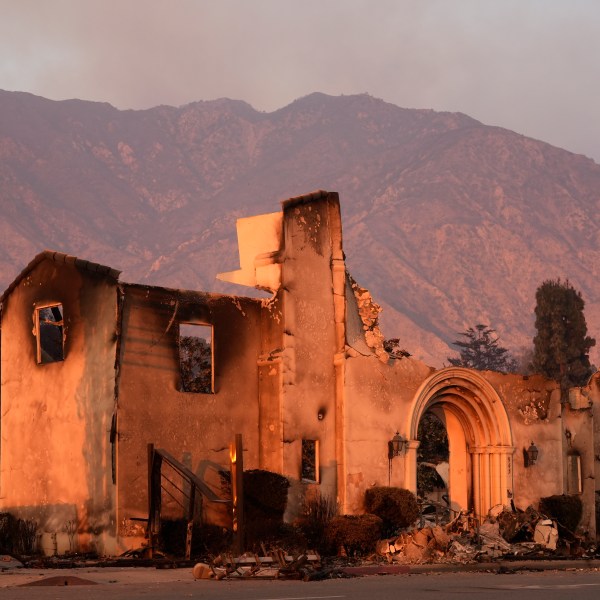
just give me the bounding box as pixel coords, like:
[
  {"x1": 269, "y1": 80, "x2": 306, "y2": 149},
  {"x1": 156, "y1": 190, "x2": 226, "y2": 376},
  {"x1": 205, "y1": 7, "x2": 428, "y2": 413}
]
[{"x1": 2, "y1": 567, "x2": 600, "y2": 600}]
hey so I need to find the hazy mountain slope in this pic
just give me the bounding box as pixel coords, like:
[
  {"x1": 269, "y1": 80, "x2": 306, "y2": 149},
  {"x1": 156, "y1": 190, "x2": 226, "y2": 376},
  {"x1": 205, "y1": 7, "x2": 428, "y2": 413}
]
[{"x1": 1, "y1": 90, "x2": 599, "y2": 366}]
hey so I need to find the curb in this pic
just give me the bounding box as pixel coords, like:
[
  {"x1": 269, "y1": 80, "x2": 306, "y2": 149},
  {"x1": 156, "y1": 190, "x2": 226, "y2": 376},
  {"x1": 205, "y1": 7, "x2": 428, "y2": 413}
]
[{"x1": 341, "y1": 559, "x2": 600, "y2": 577}]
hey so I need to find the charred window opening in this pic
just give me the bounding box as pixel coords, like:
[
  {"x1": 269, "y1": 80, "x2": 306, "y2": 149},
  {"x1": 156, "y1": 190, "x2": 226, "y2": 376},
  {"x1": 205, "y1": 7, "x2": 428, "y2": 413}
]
[
  {"x1": 301, "y1": 439, "x2": 319, "y2": 483},
  {"x1": 35, "y1": 304, "x2": 64, "y2": 364},
  {"x1": 179, "y1": 323, "x2": 213, "y2": 394},
  {"x1": 567, "y1": 452, "x2": 582, "y2": 494}
]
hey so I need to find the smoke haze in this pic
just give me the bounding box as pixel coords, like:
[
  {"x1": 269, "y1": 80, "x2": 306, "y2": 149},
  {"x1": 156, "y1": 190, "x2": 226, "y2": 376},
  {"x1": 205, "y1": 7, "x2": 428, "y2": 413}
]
[{"x1": 0, "y1": 0, "x2": 598, "y2": 161}]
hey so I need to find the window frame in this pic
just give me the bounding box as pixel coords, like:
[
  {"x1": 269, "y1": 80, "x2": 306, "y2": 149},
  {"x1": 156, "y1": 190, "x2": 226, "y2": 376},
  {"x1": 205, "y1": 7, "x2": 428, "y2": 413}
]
[
  {"x1": 34, "y1": 303, "x2": 65, "y2": 365},
  {"x1": 178, "y1": 322, "x2": 214, "y2": 394},
  {"x1": 301, "y1": 439, "x2": 320, "y2": 483}
]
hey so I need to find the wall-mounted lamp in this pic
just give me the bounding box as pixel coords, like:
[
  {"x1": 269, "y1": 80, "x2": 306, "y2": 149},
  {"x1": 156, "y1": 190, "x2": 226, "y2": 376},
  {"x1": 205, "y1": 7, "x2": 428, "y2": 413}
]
[
  {"x1": 526, "y1": 441, "x2": 539, "y2": 467},
  {"x1": 388, "y1": 432, "x2": 405, "y2": 459}
]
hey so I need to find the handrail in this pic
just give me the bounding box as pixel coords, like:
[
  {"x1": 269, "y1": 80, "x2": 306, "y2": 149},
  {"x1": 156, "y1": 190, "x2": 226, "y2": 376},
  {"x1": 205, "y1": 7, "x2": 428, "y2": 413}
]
[
  {"x1": 154, "y1": 448, "x2": 230, "y2": 503},
  {"x1": 147, "y1": 443, "x2": 232, "y2": 559}
]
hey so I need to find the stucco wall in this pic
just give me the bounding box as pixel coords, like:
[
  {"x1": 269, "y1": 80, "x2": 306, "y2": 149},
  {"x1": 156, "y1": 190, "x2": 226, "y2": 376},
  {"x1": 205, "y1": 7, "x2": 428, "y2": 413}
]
[
  {"x1": 592, "y1": 377, "x2": 600, "y2": 503},
  {"x1": 484, "y1": 371, "x2": 596, "y2": 537},
  {"x1": 342, "y1": 348, "x2": 597, "y2": 534},
  {"x1": 561, "y1": 403, "x2": 596, "y2": 537},
  {"x1": 483, "y1": 372, "x2": 563, "y2": 508},
  {"x1": 115, "y1": 285, "x2": 271, "y2": 545},
  {"x1": 0, "y1": 259, "x2": 118, "y2": 555},
  {"x1": 343, "y1": 355, "x2": 433, "y2": 513},
  {"x1": 277, "y1": 196, "x2": 342, "y2": 516}
]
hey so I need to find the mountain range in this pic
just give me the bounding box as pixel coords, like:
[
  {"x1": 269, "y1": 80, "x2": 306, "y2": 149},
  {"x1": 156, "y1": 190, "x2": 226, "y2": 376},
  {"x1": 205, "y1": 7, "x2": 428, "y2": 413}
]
[{"x1": 1, "y1": 89, "x2": 599, "y2": 367}]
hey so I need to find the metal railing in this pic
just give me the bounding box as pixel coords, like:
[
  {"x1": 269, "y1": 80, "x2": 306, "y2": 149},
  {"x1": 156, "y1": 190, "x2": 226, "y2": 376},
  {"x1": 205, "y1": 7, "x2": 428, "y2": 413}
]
[{"x1": 146, "y1": 443, "x2": 230, "y2": 559}]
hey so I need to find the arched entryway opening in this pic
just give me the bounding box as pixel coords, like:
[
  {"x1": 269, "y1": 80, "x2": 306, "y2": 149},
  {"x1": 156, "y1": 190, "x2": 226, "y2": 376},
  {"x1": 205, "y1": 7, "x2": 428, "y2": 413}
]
[
  {"x1": 405, "y1": 368, "x2": 514, "y2": 521},
  {"x1": 417, "y1": 410, "x2": 450, "y2": 521}
]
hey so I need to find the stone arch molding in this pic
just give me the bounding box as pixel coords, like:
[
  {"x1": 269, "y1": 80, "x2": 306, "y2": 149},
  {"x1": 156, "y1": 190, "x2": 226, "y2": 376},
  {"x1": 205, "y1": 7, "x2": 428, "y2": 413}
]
[{"x1": 405, "y1": 367, "x2": 515, "y2": 518}]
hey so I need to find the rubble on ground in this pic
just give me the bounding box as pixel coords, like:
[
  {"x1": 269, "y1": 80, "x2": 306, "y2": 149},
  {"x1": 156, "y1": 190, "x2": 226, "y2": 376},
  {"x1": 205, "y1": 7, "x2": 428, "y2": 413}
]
[
  {"x1": 373, "y1": 505, "x2": 591, "y2": 564},
  {"x1": 194, "y1": 505, "x2": 595, "y2": 581},
  {"x1": 9, "y1": 507, "x2": 593, "y2": 581},
  {"x1": 195, "y1": 550, "x2": 332, "y2": 580}
]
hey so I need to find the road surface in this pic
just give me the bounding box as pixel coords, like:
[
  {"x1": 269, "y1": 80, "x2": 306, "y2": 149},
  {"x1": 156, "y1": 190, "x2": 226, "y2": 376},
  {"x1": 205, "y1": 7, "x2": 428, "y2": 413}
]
[{"x1": 1, "y1": 566, "x2": 600, "y2": 599}]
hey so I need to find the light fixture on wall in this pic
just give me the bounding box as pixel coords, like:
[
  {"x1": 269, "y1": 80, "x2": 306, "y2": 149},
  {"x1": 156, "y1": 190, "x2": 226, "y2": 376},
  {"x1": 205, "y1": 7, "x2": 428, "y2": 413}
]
[
  {"x1": 387, "y1": 431, "x2": 405, "y2": 485},
  {"x1": 526, "y1": 441, "x2": 539, "y2": 467},
  {"x1": 388, "y1": 432, "x2": 405, "y2": 459}
]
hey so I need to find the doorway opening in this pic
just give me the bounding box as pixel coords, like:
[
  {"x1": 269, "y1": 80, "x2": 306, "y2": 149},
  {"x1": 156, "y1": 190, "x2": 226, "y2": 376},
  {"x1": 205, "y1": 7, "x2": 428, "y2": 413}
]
[
  {"x1": 408, "y1": 368, "x2": 514, "y2": 522},
  {"x1": 417, "y1": 410, "x2": 450, "y2": 524}
]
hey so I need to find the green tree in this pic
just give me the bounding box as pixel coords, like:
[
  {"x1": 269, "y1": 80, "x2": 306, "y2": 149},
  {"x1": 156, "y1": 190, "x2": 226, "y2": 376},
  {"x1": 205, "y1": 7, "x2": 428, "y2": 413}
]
[
  {"x1": 447, "y1": 324, "x2": 517, "y2": 373},
  {"x1": 532, "y1": 279, "x2": 595, "y2": 390}
]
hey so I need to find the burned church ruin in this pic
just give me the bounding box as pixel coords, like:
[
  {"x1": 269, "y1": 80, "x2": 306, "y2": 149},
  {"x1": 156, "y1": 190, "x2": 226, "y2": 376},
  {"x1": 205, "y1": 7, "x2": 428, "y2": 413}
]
[{"x1": 1, "y1": 190, "x2": 598, "y2": 555}]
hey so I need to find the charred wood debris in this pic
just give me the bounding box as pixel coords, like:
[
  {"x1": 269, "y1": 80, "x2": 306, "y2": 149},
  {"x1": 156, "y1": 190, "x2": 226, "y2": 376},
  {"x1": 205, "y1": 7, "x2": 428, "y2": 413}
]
[
  {"x1": 190, "y1": 505, "x2": 595, "y2": 580},
  {"x1": 6, "y1": 505, "x2": 597, "y2": 580}
]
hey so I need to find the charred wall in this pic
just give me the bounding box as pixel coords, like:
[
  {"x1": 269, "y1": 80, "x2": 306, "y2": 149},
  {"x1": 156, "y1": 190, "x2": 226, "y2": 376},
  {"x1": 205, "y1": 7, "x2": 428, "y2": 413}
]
[
  {"x1": 115, "y1": 284, "x2": 270, "y2": 542},
  {"x1": 0, "y1": 258, "x2": 118, "y2": 554},
  {"x1": 276, "y1": 194, "x2": 343, "y2": 513}
]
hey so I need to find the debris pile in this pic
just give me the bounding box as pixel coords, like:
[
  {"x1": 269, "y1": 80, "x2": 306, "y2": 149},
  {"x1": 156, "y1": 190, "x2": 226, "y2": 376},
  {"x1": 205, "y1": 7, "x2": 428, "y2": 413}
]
[
  {"x1": 374, "y1": 505, "x2": 585, "y2": 564},
  {"x1": 195, "y1": 551, "x2": 329, "y2": 581},
  {"x1": 193, "y1": 505, "x2": 594, "y2": 581}
]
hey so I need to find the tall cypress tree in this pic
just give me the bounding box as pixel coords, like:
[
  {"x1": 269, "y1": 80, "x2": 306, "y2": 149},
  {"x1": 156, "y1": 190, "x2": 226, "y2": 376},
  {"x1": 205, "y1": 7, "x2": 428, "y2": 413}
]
[{"x1": 532, "y1": 279, "x2": 595, "y2": 390}]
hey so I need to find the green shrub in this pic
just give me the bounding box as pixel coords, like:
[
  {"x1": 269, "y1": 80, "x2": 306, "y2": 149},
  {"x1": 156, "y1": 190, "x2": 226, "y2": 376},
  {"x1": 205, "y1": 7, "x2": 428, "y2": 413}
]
[
  {"x1": 364, "y1": 487, "x2": 419, "y2": 535},
  {"x1": 326, "y1": 514, "x2": 382, "y2": 556},
  {"x1": 539, "y1": 494, "x2": 583, "y2": 533}
]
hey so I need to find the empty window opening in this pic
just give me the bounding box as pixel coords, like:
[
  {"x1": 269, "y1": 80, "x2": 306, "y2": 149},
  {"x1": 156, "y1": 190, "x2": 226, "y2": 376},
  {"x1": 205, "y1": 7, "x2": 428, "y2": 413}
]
[
  {"x1": 35, "y1": 304, "x2": 64, "y2": 364},
  {"x1": 301, "y1": 439, "x2": 319, "y2": 483},
  {"x1": 566, "y1": 453, "x2": 582, "y2": 494},
  {"x1": 179, "y1": 323, "x2": 213, "y2": 393}
]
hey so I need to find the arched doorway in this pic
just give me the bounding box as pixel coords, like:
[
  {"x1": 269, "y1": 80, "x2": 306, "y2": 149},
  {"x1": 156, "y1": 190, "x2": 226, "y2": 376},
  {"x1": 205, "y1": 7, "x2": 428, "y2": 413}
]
[
  {"x1": 417, "y1": 410, "x2": 450, "y2": 522},
  {"x1": 405, "y1": 368, "x2": 514, "y2": 520}
]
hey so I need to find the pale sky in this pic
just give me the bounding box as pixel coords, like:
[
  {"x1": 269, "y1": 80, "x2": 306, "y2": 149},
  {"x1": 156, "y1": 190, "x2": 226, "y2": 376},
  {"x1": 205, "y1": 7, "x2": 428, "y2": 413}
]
[{"x1": 1, "y1": 0, "x2": 599, "y2": 161}]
